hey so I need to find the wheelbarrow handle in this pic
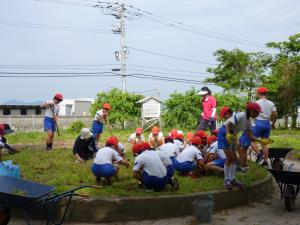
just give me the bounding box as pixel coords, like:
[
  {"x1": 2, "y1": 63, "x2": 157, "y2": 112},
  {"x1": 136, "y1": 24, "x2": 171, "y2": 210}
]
[
  {"x1": 90, "y1": 185, "x2": 103, "y2": 189},
  {"x1": 73, "y1": 193, "x2": 90, "y2": 198}
]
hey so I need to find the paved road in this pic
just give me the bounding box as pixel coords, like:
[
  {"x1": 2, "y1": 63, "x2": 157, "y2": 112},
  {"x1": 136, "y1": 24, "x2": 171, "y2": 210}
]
[
  {"x1": 9, "y1": 159, "x2": 300, "y2": 225},
  {"x1": 9, "y1": 183, "x2": 300, "y2": 225}
]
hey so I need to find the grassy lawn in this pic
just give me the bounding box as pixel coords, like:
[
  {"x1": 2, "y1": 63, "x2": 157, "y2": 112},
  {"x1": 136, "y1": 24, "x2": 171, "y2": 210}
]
[
  {"x1": 3, "y1": 147, "x2": 267, "y2": 197},
  {"x1": 4, "y1": 128, "x2": 299, "y2": 196}
]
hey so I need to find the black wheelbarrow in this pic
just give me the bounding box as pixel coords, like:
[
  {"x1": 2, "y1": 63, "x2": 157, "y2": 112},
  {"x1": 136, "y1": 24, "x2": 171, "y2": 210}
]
[
  {"x1": 268, "y1": 148, "x2": 293, "y2": 170},
  {"x1": 0, "y1": 176, "x2": 101, "y2": 225},
  {"x1": 269, "y1": 169, "x2": 300, "y2": 211}
]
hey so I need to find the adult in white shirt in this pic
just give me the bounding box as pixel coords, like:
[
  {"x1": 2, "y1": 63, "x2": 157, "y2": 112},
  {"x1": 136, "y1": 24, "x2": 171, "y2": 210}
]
[
  {"x1": 174, "y1": 136, "x2": 205, "y2": 175},
  {"x1": 251, "y1": 87, "x2": 277, "y2": 166},
  {"x1": 158, "y1": 136, "x2": 180, "y2": 164},
  {"x1": 128, "y1": 127, "x2": 145, "y2": 149},
  {"x1": 40, "y1": 93, "x2": 63, "y2": 150},
  {"x1": 92, "y1": 136, "x2": 129, "y2": 185},
  {"x1": 148, "y1": 127, "x2": 164, "y2": 148}
]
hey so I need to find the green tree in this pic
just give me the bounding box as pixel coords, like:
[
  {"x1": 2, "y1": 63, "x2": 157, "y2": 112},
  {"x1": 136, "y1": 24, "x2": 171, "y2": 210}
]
[
  {"x1": 214, "y1": 92, "x2": 247, "y2": 113},
  {"x1": 162, "y1": 88, "x2": 201, "y2": 130},
  {"x1": 162, "y1": 89, "x2": 247, "y2": 130},
  {"x1": 206, "y1": 49, "x2": 271, "y2": 101},
  {"x1": 265, "y1": 34, "x2": 300, "y2": 128},
  {"x1": 91, "y1": 88, "x2": 143, "y2": 129}
]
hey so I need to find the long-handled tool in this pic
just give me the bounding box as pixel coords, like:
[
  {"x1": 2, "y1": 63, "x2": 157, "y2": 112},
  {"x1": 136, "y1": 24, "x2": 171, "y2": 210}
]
[{"x1": 49, "y1": 105, "x2": 61, "y2": 136}]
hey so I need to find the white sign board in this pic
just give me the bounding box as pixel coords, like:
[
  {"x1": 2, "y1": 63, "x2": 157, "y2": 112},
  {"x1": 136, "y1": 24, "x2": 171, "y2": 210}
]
[{"x1": 142, "y1": 99, "x2": 160, "y2": 118}]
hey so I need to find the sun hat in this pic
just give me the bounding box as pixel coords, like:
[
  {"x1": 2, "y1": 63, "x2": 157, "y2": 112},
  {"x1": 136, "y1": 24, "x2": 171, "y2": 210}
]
[
  {"x1": 80, "y1": 128, "x2": 93, "y2": 139},
  {"x1": 197, "y1": 86, "x2": 210, "y2": 95}
]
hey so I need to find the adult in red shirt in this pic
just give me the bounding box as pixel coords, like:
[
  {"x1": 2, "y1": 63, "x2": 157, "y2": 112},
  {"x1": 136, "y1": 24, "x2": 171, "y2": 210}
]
[{"x1": 197, "y1": 86, "x2": 217, "y2": 133}]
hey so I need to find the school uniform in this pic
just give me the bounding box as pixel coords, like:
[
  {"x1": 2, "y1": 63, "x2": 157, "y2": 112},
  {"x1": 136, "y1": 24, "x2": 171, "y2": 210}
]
[
  {"x1": 133, "y1": 150, "x2": 168, "y2": 189},
  {"x1": 73, "y1": 135, "x2": 98, "y2": 160},
  {"x1": 157, "y1": 151, "x2": 174, "y2": 179},
  {"x1": 128, "y1": 133, "x2": 145, "y2": 143},
  {"x1": 253, "y1": 99, "x2": 276, "y2": 138},
  {"x1": 158, "y1": 142, "x2": 180, "y2": 164},
  {"x1": 173, "y1": 139, "x2": 185, "y2": 152},
  {"x1": 92, "y1": 146, "x2": 123, "y2": 178},
  {"x1": 218, "y1": 112, "x2": 252, "y2": 150},
  {"x1": 207, "y1": 141, "x2": 226, "y2": 167},
  {"x1": 92, "y1": 109, "x2": 107, "y2": 136},
  {"x1": 43, "y1": 101, "x2": 59, "y2": 132},
  {"x1": 174, "y1": 145, "x2": 203, "y2": 173}
]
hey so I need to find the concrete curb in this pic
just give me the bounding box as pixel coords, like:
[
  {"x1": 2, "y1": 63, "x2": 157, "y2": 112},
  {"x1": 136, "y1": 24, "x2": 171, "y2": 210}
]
[{"x1": 61, "y1": 172, "x2": 273, "y2": 223}]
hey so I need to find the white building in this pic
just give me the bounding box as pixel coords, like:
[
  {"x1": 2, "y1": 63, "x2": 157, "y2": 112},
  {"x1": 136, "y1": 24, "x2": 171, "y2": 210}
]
[{"x1": 59, "y1": 98, "x2": 94, "y2": 116}]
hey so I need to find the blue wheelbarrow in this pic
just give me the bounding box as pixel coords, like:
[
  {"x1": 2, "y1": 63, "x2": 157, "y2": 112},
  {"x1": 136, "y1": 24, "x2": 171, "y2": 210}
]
[{"x1": 0, "y1": 176, "x2": 100, "y2": 225}]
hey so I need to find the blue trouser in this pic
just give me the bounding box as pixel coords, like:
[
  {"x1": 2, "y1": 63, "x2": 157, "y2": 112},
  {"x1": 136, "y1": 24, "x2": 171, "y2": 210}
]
[
  {"x1": 44, "y1": 116, "x2": 56, "y2": 132},
  {"x1": 92, "y1": 120, "x2": 104, "y2": 136},
  {"x1": 174, "y1": 159, "x2": 196, "y2": 173},
  {"x1": 91, "y1": 163, "x2": 116, "y2": 178},
  {"x1": 142, "y1": 171, "x2": 168, "y2": 189}
]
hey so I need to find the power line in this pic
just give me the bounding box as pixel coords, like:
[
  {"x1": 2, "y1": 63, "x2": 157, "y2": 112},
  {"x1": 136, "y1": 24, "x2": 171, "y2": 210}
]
[
  {"x1": 0, "y1": 19, "x2": 110, "y2": 34},
  {"x1": 0, "y1": 63, "x2": 119, "y2": 69},
  {"x1": 128, "y1": 46, "x2": 216, "y2": 66},
  {"x1": 128, "y1": 64, "x2": 210, "y2": 74},
  {"x1": 32, "y1": 0, "x2": 265, "y2": 48},
  {"x1": 0, "y1": 63, "x2": 210, "y2": 76},
  {"x1": 127, "y1": 68, "x2": 210, "y2": 79},
  {"x1": 0, "y1": 71, "x2": 208, "y2": 84},
  {"x1": 125, "y1": 3, "x2": 265, "y2": 48}
]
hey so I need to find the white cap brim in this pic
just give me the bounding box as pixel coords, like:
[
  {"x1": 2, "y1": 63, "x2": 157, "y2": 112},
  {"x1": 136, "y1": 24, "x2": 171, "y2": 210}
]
[
  {"x1": 197, "y1": 90, "x2": 208, "y2": 95},
  {"x1": 80, "y1": 132, "x2": 93, "y2": 139}
]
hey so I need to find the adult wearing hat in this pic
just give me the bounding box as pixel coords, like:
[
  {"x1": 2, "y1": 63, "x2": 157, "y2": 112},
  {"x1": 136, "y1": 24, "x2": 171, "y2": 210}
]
[
  {"x1": 148, "y1": 126, "x2": 164, "y2": 148},
  {"x1": 197, "y1": 86, "x2": 217, "y2": 133},
  {"x1": 73, "y1": 128, "x2": 98, "y2": 163},
  {"x1": 251, "y1": 87, "x2": 277, "y2": 167},
  {"x1": 92, "y1": 102, "x2": 112, "y2": 146},
  {"x1": 40, "y1": 93, "x2": 63, "y2": 150},
  {"x1": 92, "y1": 136, "x2": 130, "y2": 185}
]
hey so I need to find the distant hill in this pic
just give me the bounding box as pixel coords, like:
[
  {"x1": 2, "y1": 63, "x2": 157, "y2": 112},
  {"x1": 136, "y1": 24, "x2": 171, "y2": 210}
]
[{"x1": 1, "y1": 99, "x2": 42, "y2": 105}]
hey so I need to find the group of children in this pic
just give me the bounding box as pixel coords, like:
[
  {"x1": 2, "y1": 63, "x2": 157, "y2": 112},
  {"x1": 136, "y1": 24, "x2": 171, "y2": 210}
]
[{"x1": 6, "y1": 85, "x2": 272, "y2": 191}]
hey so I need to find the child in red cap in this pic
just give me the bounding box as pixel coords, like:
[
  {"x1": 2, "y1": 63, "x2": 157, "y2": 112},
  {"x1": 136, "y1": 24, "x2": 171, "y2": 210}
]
[
  {"x1": 40, "y1": 93, "x2": 63, "y2": 150},
  {"x1": 92, "y1": 136, "x2": 130, "y2": 185},
  {"x1": 149, "y1": 127, "x2": 164, "y2": 148},
  {"x1": 128, "y1": 127, "x2": 145, "y2": 150},
  {"x1": 91, "y1": 103, "x2": 112, "y2": 147},
  {"x1": 174, "y1": 136, "x2": 205, "y2": 176}
]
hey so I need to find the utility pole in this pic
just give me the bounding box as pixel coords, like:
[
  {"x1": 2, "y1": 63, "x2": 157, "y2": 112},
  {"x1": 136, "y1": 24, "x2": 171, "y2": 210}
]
[
  {"x1": 94, "y1": 2, "x2": 142, "y2": 92},
  {"x1": 120, "y1": 4, "x2": 126, "y2": 93}
]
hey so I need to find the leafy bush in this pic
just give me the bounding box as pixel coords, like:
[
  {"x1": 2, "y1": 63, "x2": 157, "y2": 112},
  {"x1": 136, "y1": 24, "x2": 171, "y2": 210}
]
[
  {"x1": 162, "y1": 89, "x2": 248, "y2": 130},
  {"x1": 162, "y1": 88, "x2": 201, "y2": 130},
  {"x1": 67, "y1": 120, "x2": 85, "y2": 133},
  {"x1": 91, "y1": 88, "x2": 144, "y2": 129}
]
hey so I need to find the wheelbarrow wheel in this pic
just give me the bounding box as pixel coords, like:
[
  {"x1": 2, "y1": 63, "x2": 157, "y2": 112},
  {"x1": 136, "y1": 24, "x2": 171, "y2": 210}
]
[
  {"x1": 284, "y1": 185, "x2": 296, "y2": 211},
  {"x1": 272, "y1": 158, "x2": 283, "y2": 170},
  {"x1": 0, "y1": 203, "x2": 11, "y2": 225}
]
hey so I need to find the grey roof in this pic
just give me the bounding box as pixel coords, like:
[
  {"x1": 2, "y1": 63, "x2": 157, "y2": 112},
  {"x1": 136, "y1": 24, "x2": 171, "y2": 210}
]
[{"x1": 136, "y1": 96, "x2": 162, "y2": 104}]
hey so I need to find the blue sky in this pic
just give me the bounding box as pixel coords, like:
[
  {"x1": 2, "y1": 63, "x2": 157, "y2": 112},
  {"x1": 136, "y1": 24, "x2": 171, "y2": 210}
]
[{"x1": 0, "y1": 0, "x2": 299, "y2": 103}]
